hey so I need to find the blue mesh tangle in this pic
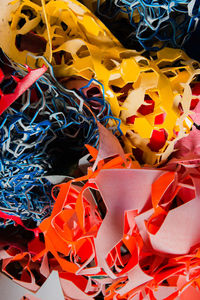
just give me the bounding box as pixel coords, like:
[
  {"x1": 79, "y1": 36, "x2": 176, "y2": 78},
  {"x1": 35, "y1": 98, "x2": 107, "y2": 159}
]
[
  {"x1": 0, "y1": 51, "x2": 119, "y2": 227},
  {"x1": 85, "y1": 0, "x2": 200, "y2": 52}
]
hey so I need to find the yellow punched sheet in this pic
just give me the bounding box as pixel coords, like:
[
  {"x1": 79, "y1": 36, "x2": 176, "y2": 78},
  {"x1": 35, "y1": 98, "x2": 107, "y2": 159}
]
[{"x1": 1, "y1": 0, "x2": 199, "y2": 165}]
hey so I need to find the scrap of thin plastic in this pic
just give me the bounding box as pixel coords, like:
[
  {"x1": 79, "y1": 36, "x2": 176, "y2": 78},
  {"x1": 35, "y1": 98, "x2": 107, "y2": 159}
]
[{"x1": 1, "y1": 0, "x2": 200, "y2": 165}]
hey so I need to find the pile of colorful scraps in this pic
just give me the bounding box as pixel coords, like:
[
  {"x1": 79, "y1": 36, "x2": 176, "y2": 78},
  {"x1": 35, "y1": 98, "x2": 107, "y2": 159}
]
[{"x1": 0, "y1": 0, "x2": 200, "y2": 299}]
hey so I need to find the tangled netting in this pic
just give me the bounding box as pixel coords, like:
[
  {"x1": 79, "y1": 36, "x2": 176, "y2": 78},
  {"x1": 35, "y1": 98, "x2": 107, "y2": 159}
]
[
  {"x1": 0, "y1": 51, "x2": 118, "y2": 227},
  {"x1": 80, "y1": 0, "x2": 200, "y2": 52}
]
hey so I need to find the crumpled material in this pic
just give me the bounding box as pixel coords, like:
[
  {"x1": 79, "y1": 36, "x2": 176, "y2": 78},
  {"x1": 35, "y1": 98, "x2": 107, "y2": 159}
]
[
  {"x1": 1, "y1": 1, "x2": 200, "y2": 300},
  {"x1": 2, "y1": 121, "x2": 200, "y2": 299},
  {"x1": 1, "y1": 0, "x2": 200, "y2": 164}
]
